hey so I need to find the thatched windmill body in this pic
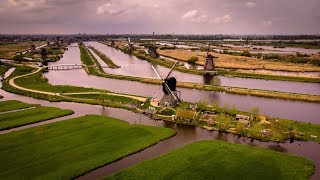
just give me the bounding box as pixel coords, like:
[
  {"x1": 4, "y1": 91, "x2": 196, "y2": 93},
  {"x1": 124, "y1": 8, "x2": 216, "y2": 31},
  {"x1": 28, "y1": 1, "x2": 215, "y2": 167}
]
[
  {"x1": 151, "y1": 61, "x2": 181, "y2": 107},
  {"x1": 204, "y1": 43, "x2": 217, "y2": 71},
  {"x1": 148, "y1": 32, "x2": 159, "y2": 58}
]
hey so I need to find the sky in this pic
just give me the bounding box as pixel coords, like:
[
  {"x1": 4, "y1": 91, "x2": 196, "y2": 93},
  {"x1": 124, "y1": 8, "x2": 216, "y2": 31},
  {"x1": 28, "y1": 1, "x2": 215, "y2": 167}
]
[{"x1": 0, "y1": 0, "x2": 319, "y2": 35}]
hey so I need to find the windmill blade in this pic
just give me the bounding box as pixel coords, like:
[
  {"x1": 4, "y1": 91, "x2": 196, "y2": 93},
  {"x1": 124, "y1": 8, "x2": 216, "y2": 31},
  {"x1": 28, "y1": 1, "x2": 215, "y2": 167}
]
[
  {"x1": 151, "y1": 65, "x2": 163, "y2": 81},
  {"x1": 207, "y1": 42, "x2": 211, "y2": 55},
  {"x1": 152, "y1": 85, "x2": 162, "y2": 99},
  {"x1": 128, "y1": 37, "x2": 131, "y2": 44},
  {"x1": 165, "y1": 60, "x2": 179, "y2": 79}
]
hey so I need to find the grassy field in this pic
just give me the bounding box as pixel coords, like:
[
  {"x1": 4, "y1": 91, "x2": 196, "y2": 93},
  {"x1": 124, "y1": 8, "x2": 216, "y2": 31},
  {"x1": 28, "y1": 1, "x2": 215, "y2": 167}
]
[
  {"x1": 0, "y1": 106, "x2": 73, "y2": 130},
  {"x1": 158, "y1": 49, "x2": 320, "y2": 72},
  {"x1": 0, "y1": 65, "x2": 10, "y2": 76},
  {"x1": 0, "y1": 100, "x2": 34, "y2": 112},
  {"x1": 66, "y1": 94, "x2": 142, "y2": 105},
  {"x1": 107, "y1": 140, "x2": 315, "y2": 179},
  {"x1": 0, "y1": 115, "x2": 175, "y2": 179},
  {"x1": 12, "y1": 66, "x2": 101, "y2": 94},
  {"x1": 0, "y1": 41, "x2": 46, "y2": 59}
]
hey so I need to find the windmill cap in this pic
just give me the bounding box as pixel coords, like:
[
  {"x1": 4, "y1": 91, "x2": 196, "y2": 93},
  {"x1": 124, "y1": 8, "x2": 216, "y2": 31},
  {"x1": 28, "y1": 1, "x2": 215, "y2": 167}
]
[{"x1": 207, "y1": 54, "x2": 218, "y2": 58}]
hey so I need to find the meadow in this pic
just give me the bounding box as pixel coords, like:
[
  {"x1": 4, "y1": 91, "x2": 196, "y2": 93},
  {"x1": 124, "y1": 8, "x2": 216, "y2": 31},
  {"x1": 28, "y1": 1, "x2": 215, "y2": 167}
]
[
  {"x1": 0, "y1": 105, "x2": 73, "y2": 130},
  {"x1": 107, "y1": 140, "x2": 315, "y2": 179},
  {"x1": 158, "y1": 49, "x2": 320, "y2": 72},
  {"x1": 0, "y1": 100, "x2": 33, "y2": 112},
  {"x1": 0, "y1": 115, "x2": 175, "y2": 179},
  {"x1": 0, "y1": 41, "x2": 46, "y2": 59}
]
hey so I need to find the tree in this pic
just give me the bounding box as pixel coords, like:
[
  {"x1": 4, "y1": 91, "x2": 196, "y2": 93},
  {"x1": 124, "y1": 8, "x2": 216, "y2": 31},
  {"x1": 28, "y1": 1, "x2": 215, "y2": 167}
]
[
  {"x1": 196, "y1": 100, "x2": 208, "y2": 112},
  {"x1": 13, "y1": 55, "x2": 24, "y2": 62},
  {"x1": 187, "y1": 56, "x2": 199, "y2": 65},
  {"x1": 250, "y1": 106, "x2": 259, "y2": 120},
  {"x1": 236, "y1": 122, "x2": 247, "y2": 136}
]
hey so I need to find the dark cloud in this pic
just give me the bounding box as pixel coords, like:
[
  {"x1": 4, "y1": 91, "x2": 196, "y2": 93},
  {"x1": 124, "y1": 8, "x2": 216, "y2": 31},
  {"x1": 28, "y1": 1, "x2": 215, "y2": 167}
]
[{"x1": 0, "y1": 0, "x2": 319, "y2": 34}]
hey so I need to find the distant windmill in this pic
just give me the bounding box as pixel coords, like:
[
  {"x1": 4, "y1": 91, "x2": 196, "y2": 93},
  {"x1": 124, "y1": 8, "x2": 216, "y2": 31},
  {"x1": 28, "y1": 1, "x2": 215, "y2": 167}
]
[
  {"x1": 148, "y1": 32, "x2": 159, "y2": 58},
  {"x1": 40, "y1": 48, "x2": 48, "y2": 66},
  {"x1": 151, "y1": 61, "x2": 181, "y2": 107},
  {"x1": 111, "y1": 39, "x2": 115, "y2": 47},
  {"x1": 126, "y1": 37, "x2": 134, "y2": 51},
  {"x1": 203, "y1": 42, "x2": 217, "y2": 71}
]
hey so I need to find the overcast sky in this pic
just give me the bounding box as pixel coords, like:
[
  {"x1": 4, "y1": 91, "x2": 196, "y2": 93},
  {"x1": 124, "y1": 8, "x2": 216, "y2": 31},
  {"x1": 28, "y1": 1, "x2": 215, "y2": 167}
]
[{"x1": 0, "y1": 0, "x2": 319, "y2": 34}]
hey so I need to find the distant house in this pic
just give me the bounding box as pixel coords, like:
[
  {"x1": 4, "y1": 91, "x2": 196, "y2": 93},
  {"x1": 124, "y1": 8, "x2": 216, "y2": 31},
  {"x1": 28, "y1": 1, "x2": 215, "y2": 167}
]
[{"x1": 235, "y1": 114, "x2": 251, "y2": 121}]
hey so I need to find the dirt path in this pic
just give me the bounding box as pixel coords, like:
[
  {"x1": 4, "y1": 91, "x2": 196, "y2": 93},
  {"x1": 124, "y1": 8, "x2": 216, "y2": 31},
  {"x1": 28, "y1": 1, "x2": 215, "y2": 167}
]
[{"x1": 9, "y1": 67, "x2": 149, "y2": 104}]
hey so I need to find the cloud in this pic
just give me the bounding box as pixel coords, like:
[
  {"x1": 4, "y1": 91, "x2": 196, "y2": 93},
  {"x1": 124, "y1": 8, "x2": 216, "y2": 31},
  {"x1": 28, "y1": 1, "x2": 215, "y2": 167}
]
[
  {"x1": 262, "y1": 20, "x2": 273, "y2": 27},
  {"x1": 213, "y1": 14, "x2": 232, "y2": 24},
  {"x1": 96, "y1": 2, "x2": 125, "y2": 16},
  {"x1": 245, "y1": 1, "x2": 256, "y2": 8},
  {"x1": 181, "y1": 10, "x2": 209, "y2": 23},
  {"x1": 7, "y1": 0, "x2": 49, "y2": 11}
]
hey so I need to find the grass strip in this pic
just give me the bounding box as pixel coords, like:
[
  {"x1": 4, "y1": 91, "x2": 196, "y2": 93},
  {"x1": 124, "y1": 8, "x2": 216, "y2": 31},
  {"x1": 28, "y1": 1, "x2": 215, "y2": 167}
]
[
  {"x1": 0, "y1": 115, "x2": 175, "y2": 179},
  {"x1": 88, "y1": 46, "x2": 120, "y2": 68},
  {"x1": 0, "y1": 106, "x2": 73, "y2": 130},
  {"x1": 107, "y1": 140, "x2": 315, "y2": 179},
  {"x1": 0, "y1": 100, "x2": 34, "y2": 112}
]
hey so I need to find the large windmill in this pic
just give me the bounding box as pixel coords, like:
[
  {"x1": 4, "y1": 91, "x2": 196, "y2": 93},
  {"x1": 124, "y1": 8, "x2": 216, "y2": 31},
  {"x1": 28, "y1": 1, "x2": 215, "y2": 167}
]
[{"x1": 151, "y1": 61, "x2": 181, "y2": 107}]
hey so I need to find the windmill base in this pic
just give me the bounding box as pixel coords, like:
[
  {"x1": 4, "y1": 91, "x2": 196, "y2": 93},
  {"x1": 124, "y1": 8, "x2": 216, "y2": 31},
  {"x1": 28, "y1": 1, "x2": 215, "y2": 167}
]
[{"x1": 159, "y1": 94, "x2": 178, "y2": 107}]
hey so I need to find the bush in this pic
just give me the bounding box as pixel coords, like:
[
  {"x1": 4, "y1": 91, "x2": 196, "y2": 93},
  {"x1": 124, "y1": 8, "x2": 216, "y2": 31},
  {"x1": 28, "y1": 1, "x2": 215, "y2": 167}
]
[
  {"x1": 240, "y1": 51, "x2": 252, "y2": 57},
  {"x1": 13, "y1": 55, "x2": 24, "y2": 62},
  {"x1": 187, "y1": 56, "x2": 199, "y2": 65},
  {"x1": 159, "y1": 46, "x2": 176, "y2": 50}
]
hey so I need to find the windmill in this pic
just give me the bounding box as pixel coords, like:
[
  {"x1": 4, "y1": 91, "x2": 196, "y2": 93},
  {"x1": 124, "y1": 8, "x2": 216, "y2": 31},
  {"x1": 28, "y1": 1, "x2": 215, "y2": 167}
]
[
  {"x1": 151, "y1": 60, "x2": 181, "y2": 107},
  {"x1": 110, "y1": 39, "x2": 115, "y2": 47},
  {"x1": 203, "y1": 42, "x2": 217, "y2": 71},
  {"x1": 148, "y1": 32, "x2": 159, "y2": 58},
  {"x1": 126, "y1": 37, "x2": 134, "y2": 52}
]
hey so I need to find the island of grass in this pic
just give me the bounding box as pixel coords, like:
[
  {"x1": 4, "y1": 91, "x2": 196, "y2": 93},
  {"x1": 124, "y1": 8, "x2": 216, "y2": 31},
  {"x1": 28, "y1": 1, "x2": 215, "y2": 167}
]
[
  {"x1": 0, "y1": 104, "x2": 74, "y2": 130},
  {"x1": 88, "y1": 46, "x2": 120, "y2": 68},
  {"x1": 0, "y1": 65, "x2": 11, "y2": 77},
  {"x1": 107, "y1": 140, "x2": 315, "y2": 179},
  {"x1": 0, "y1": 115, "x2": 175, "y2": 179},
  {"x1": 0, "y1": 100, "x2": 33, "y2": 112}
]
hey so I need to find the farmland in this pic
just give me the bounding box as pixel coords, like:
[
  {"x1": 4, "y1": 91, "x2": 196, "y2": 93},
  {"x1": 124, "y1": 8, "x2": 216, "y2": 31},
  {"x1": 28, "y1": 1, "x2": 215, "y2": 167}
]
[
  {"x1": 0, "y1": 115, "x2": 175, "y2": 179},
  {"x1": 107, "y1": 140, "x2": 315, "y2": 179}
]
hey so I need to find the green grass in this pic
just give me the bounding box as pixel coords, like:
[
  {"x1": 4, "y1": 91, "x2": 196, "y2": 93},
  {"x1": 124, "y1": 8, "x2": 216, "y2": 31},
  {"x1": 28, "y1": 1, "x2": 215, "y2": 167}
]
[
  {"x1": 0, "y1": 65, "x2": 10, "y2": 76},
  {"x1": 13, "y1": 67, "x2": 100, "y2": 94},
  {"x1": 0, "y1": 115, "x2": 176, "y2": 179},
  {"x1": 107, "y1": 140, "x2": 315, "y2": 180},
  {"x1": 0, "y1": 100, "x2": 34, "y2": 112},
  {"x1": 66, "y1": 94, "x2": 142, "y2": 105},
  {"x1": 89, "y1": 46, "x2": 120, "y2": 68},
  {"x1": 0, "y1": 41, "x2": 46, "y2": 59},
  {"x1": 0, "y1": 106, "x2": 73, "y2": 130}
]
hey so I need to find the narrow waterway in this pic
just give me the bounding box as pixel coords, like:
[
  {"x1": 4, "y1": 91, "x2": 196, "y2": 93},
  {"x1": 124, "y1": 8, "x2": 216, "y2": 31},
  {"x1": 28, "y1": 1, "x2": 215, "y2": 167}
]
[
  {"x1": 0, "y1": 84, "x2": 319, "y2": 180},
  {"x1": 85, "y1": 42, "x2": 320, "y2": 95},
  {"x1": 45, "y1": 43, "x2": 320, "y2": 123}
]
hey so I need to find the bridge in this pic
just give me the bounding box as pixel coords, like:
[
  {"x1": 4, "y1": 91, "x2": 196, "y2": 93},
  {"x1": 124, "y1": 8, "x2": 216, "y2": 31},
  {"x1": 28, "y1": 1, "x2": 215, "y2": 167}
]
[{"x1": 43, "y1": 64, "x2": 110, "y2": 71}]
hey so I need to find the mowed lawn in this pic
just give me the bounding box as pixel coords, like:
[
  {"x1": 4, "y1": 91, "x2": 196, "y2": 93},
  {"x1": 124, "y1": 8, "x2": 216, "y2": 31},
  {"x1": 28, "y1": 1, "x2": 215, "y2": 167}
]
[
  {"x1": 0, "y1": 100, "x2": 34, "y2": 112},
  {"x1": 107, "y1": 140, "x2": 315, "y2": 180},
  {"x1": 0, "y1": 106, "x2": 74, "y2": 130},
  {"x1": 0, "y1": 115, "x2": 175, "y2": 179}
]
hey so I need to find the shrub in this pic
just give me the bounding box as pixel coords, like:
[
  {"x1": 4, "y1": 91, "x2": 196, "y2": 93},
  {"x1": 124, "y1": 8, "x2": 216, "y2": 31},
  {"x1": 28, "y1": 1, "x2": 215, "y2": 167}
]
[{"x1": 187, "y1": 56, "x2": 199, "y2": 65}]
